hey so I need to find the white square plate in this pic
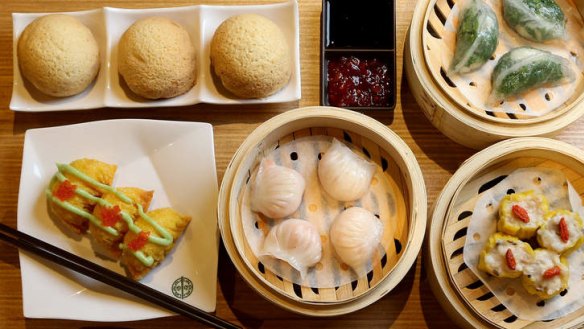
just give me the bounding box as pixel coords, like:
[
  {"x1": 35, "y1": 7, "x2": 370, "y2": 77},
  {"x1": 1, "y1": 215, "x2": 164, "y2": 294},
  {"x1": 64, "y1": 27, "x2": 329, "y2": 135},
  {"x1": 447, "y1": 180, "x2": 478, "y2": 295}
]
[
  {"x1": 17, "y1": 119, "x2": 219, "y2": 321},
  {"x1": 10, "y1": 1, "x2": 300, "y2": 111}
]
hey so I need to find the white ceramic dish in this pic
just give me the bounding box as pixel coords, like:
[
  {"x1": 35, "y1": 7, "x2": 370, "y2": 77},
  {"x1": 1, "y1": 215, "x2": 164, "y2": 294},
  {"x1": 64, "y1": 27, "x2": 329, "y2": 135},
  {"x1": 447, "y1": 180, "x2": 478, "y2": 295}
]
[
  {"x1": 10, "y1": 1, "x2": 300, "y2": 111},
  {"x1": 17, "y1": 119, "x2": 219, "y2": 321}
]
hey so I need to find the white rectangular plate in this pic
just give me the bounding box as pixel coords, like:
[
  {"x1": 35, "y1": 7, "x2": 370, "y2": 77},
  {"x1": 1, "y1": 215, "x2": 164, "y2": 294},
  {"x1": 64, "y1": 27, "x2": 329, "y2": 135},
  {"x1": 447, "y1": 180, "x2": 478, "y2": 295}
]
[
  {"x1": 17, "y1": 119, "x2": 219, "y2": 321},
  {"x1": 10, "y1": 1, "x2": 300, "y2": 111}
]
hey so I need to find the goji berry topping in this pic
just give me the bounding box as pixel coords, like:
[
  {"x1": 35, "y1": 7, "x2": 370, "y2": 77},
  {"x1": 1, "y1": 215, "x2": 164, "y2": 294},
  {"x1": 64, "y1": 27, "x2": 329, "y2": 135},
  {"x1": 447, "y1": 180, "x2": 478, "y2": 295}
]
[
  {"x1": 128, "y1": 231, "x2": 151, "y2": 252},
  {"x1": 543, "y1": 266, "x2": 562, "y2": 279},
  {"x1": 505, "y1": 248, "x2": 516, "y2": 270},
  {"x1": 327, "y1": 55, "x2": 391, "y2": 108},
  {"x1": 99, "y1": 205, "x2": 122, "y2": 227},
  {"x1": 558, "y1": 217, "x2": 570, "y2": 243},
  {"x1": 54, "y1": 180, "x2": 77, "y2": 201},
  {"x1": 512, "y1": 204, "x2": 530, "y2": 223}
]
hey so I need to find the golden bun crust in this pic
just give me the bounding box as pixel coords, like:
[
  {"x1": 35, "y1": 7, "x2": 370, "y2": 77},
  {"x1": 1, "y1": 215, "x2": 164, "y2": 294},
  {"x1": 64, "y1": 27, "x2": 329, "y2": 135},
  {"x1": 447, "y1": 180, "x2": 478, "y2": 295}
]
[
  {"x1": 118, "y1": 17, "x2": 197, "y2": 99},
  {"x1": 17, "y1": 14, "x2": 100, "y2": 97},
  {"x1": 210, "y1": 14, "x2": 291, "y2": 99}
]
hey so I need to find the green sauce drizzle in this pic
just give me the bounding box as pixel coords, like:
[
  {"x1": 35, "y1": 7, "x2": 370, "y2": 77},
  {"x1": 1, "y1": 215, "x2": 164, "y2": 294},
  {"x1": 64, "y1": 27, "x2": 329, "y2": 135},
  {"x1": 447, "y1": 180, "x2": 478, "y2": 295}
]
[{"x1": 45, "y1": 163, "x2": 174, "y2": 267}]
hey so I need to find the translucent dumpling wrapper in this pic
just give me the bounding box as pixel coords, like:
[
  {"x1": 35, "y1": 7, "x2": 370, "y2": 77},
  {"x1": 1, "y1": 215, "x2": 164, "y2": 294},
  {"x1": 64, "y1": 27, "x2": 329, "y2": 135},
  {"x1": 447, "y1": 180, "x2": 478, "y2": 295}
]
[
  {"x1": 330, "y1": 207, "x2": 383, "y2": 276},
  {"x1": 318, "y1": 138, "x2": 376, "y2": 202},
  {"x1": 488, "y1": 46, "x2": 575, "y2": 105},
  {"x1": 260, "y1": 219, "x2": 322, "y2": 278},
  {"x1": 450, "y1": 0, "x2": 499, "y2": 74},
  {"x1": 251, "y1": 158, "x2": 306, "y2": 219},
  {"x1": 503, "y1": 0, "x2": 566, "y2": 42}
]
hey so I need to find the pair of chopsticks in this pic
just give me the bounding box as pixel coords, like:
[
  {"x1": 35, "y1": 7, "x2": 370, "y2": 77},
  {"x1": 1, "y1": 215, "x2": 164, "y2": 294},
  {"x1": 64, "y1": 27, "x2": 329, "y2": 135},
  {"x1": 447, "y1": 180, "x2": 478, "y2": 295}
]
[{"x1": 0, "y1": 222, "x2": 240, "y2": 329}]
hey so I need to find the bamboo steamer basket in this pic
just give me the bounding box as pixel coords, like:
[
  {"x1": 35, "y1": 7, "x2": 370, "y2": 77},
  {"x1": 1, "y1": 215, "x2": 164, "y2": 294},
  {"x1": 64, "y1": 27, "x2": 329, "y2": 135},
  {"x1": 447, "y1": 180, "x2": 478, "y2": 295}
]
[
  {"x1": 405, "y1": 0, "x2": 584, "y2": 149},
  {"x1": 217, "y1": 106, "x2": 426, "y2": 316},
  {"x1": 428, "y1": 137, "x2": 584, "y2": 328}
]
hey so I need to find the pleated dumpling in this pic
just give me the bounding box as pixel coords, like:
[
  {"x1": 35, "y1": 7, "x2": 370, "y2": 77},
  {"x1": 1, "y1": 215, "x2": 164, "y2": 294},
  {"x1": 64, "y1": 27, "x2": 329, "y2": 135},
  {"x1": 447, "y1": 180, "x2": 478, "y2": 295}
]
[
  {"x1": 450, "y1": 0, "x2": 499, "y2": 74},
  {"x1": 488, "y1": 47, "x2": 575, "y2": 105},
  {"x1": 318, "y1": 138, "x2": 377, "y2": 202},
  {"x1": 260, "y1": 219, "x2": 322, "y2": 278},
  {"x1": 330, "y1": 207, "x2": 383, "y2": 276},
  {"x1": 251, "y1": 158, "x2": 306, "y2": 219},
  {"x1": 503, "y1": 0, "x2": 566, "y2": 42}
]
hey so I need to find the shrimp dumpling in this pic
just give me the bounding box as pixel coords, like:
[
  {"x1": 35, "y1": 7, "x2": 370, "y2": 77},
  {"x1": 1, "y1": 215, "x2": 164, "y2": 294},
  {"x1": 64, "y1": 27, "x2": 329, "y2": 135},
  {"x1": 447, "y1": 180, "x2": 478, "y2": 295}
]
[
  {"x1": 251, "y1": 158, "x2": 305, "y2": 219},
  {"x1": 330, "y1": 207, "x2": 383, "y2": 276},
  {"x1": 318, "y1": 138, "x2": 377, "y2": 202},
  {"x1": 260, "y1": 219, "x2": 322, "y2": 278}
]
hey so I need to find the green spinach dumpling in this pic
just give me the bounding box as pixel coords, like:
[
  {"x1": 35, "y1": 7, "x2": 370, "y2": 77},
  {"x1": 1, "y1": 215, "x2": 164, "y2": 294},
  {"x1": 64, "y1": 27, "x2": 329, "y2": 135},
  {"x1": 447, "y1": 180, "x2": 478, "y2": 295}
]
[
  {"x1": 503, "y1": 0, "x2": 566, "y2": 42},
  {"x1": 451, "y1": 0, "x2": 499, "y2": 74},
  {"x1": 489, "y1": 47, "x2": 575, "y2": 104}
]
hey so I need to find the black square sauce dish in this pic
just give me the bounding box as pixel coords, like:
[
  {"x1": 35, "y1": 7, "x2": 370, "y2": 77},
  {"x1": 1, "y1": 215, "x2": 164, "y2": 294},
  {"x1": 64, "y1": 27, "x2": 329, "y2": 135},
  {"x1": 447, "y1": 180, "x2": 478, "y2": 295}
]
[{"x1": 320, "y1": 0, "x2": 396, "y2": 111}]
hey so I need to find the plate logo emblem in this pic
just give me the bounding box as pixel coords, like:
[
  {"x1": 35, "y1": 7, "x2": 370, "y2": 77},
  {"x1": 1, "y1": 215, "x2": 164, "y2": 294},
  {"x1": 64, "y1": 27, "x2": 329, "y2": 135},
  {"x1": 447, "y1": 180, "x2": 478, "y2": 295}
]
[{"x1": 171, "y1": 276, "x2": 193, "y2": 299}]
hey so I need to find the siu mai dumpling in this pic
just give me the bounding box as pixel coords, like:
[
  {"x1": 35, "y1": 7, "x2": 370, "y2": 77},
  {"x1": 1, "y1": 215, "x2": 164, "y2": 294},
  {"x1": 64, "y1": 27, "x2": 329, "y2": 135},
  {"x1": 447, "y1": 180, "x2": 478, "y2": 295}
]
[
  {"x1": 330, "y1": 207, "x2": 383, "y2": 276},
  {"x1": 46, "y1": 158, "x2": 117, "y2": 234},
  {"x1": 537, "y1": 210, "x2": 584, "y2": 255},
  {"x1": 478, "y1": 232, "x2": 534, "y2": 278},
  {"x1": 121, "y1": 208, "x2": 191, "y2": 280},
  {"x1": 260, "y1": 219, "x2": 322, "y2": 278},
  {"x1": 498, "y1": 190, "x2": 549, "y2": 239},
  {"x1": 90, "y1": 187, "x2": 154, "y2": 259},
  {"x1": 251, "y1": 158, "x2": 305, "y2": 219},
  {"x1": 521, "y1": 248, "x2": 569, "y2": 299},
  {"x1": 318, "y1": 138, "x2": 376, "y2": 202}
]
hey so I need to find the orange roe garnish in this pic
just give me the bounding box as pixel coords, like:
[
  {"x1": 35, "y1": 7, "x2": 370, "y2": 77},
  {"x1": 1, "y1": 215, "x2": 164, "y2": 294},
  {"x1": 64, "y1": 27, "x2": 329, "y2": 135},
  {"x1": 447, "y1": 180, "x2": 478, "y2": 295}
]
[
  {"x1": 512, "y1": 204, "x2": 530, "y2": 223},
  {"x1": 128, "y1": 231, "x2": 150, "y2": 251},
  {"x1": 99, "y1": 205, "x2": 122, "y2": 227},
  {"x1": 54, "y1": 180, "x2": 77, "y2": 201}
]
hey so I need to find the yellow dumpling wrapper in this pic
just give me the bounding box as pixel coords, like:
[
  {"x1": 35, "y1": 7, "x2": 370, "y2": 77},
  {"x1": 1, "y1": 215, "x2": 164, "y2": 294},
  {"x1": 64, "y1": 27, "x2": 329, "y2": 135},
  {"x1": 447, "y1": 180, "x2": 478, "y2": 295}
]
[
  {"x1": 478, "y1": 232, "x2": 534, "y2": 278},
  {"x1": 537, "y1": 209, "x2": 584, "y2": 255},
  {"x1": 522, "y1": 249, "x2": 569, "y2": 300},
  {"x1": 498, "y1": 190, "x2": 549, "y2": 239}
]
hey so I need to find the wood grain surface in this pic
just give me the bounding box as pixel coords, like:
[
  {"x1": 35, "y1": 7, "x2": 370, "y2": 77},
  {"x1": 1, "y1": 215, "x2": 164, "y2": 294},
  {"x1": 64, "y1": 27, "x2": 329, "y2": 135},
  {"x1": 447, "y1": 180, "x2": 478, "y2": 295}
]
[{"x1": 1, "y1": 0, "x2": 582, "y2": 328}]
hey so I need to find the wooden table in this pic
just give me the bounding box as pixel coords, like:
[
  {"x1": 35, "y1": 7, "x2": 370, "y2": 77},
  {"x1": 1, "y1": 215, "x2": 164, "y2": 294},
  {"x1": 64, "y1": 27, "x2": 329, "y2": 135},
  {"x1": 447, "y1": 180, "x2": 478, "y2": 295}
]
[{"x1": 1, "y1": 1, "x2": 583, "y2": 328}]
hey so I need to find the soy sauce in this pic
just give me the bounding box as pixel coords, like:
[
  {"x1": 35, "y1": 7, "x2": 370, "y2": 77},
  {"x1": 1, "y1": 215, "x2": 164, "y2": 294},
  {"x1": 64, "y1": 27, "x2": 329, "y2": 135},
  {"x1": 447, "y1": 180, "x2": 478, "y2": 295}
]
[{"x1": 324, "y1": 0, "x2": 394, "y2": 49}]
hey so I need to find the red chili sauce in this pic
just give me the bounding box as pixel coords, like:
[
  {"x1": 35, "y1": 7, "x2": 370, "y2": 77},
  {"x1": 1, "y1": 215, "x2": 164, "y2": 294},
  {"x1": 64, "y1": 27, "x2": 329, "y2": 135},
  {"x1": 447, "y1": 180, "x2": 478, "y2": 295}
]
[{"x1": 327, "y1": 56, "x2": 391, "y2": 108}]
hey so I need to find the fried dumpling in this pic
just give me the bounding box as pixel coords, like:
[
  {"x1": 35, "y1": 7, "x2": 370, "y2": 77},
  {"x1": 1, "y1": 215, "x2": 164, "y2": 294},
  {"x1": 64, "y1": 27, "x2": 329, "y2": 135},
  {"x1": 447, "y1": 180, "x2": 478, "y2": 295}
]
[
  {"x1": 121, "y1": 207, "x2": 191, "y2": 280},
  {"x1": 251, "y1": 158, "x2": 305, "y2": 219},
  {"x1": 260, "y1": 219, "x2": 322, "y2": 278},
  {"x1": 330, "y1": 207, "x2": 383, "y2": 276},
  {"x1": 318, "y1": 138, "x2": 376, "y2": 202},
  {"x1": 46, "y1": 158, "x2": 117, "y2": 234},
  {"x1": 90, "y1": 187, "x2": 154, "y2": 259}
]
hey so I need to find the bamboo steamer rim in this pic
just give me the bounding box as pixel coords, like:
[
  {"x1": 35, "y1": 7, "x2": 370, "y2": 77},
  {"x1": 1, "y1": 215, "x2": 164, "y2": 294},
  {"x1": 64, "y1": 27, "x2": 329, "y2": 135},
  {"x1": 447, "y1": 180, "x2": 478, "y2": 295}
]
[
  {"x1": 420, "y1": 0, "x2": 584, "y2": 125},
  {"x1": 428, "y1": 137, "x2": 584, "y2": 329},
  {"x1": 408, "y1": 0, "x2": 584, "y2": 139},
  {"x1": 218, "y1": 106, "x2": 427, "y2": 315}
]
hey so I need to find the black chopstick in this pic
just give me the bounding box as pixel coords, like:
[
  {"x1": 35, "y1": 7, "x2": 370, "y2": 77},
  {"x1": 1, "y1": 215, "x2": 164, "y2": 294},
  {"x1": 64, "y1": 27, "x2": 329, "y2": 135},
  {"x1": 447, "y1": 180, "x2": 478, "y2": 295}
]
[{"x1": 0, "y1": 222, "x2": 240, "y2": 329}]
